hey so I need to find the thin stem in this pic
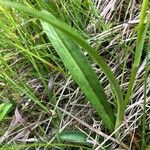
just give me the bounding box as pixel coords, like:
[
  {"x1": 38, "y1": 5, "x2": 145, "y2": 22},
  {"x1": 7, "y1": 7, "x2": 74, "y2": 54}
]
[
  {"x1": 124, "y1": 0, "x2": 149, "y2": 107},
  {"x1": 141, "y1": 34, "x2": 150, "y2": 150}
]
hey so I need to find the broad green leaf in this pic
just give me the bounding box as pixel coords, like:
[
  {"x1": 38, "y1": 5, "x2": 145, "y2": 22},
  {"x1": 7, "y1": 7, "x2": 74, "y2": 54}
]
[
  {"x1": 41, "y1": 11, "x2": 115, "y2": 131},
  {"x1": 58, "y1": 131, "x2": 88, "y2": 144},
  {"x1": 0, "y1": 102, "x2": 13, "y2": 121},
  {"x1": 58, "y1": 131, "x2": 111, "y2": 149}
]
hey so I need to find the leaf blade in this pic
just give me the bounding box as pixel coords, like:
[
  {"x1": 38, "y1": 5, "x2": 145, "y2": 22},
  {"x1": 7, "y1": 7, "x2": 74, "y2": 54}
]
[
  {"x1": 41, "y1": 12, "x2": 115, "y2": 131},
  {"x1": 0, "y1": 102, "x2": 13, "y2": 121},
  {"x1": 58, "y1": 131, "x2": 88, "y2": 144}
]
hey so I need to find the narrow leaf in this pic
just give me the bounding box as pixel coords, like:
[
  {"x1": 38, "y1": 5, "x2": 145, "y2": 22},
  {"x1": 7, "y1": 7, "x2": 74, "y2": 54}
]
[
  {"x1": 0, "y1": 102, "x2": 13, "y2": 121},
  {"x1": 124, "y1": 0, "x2": 149, "y2": 107}
]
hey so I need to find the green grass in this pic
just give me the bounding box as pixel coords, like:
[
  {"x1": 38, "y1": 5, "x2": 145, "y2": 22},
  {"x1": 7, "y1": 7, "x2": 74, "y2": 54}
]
[{"x1": 0, "y1": 0, "x2": 149, "y2": 149}]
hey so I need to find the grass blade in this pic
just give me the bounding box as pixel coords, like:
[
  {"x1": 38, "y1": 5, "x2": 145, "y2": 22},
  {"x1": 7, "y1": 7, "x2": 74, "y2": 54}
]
[
  {"x1": 124, "y1": 0, "x2": 149, "y2": 107},
  {"x1": 0, "y1": 102, "x2": 13, "y2": 121},
  {"x1": 41, "y1": 12, "x2": 115, "y2": 131},
  {"x1": 141, "y1": 26, "x2": 150, "y2": 150}
]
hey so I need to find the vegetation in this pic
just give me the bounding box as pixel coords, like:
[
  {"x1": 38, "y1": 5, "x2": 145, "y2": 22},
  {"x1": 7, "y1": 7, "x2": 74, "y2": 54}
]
[{"x1": 0, "y1": 0, "x2": 149, "y2": 149}]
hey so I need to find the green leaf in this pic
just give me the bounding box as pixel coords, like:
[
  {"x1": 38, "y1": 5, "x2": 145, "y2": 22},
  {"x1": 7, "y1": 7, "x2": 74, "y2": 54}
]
[
  {"x1": 58, "y1": 131, "x2": 88, "y2": 144},
  {"x1": 144, "y1": 145, "x2": 150, "y2": 150},
  {"x1": 41, "y1": 11, "x2": 115, "y2": 131},
  {"x1": 0, "y1": 102, "x2": 13, "y2": 121}
]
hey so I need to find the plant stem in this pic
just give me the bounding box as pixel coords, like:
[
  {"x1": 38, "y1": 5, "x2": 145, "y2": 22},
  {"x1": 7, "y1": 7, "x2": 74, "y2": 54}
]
[
  {"x1": 114, "y1": 0, "x2": 149, "y2": 137},
  {"x1": 141, "y1": 32, "x2": 150, "y2": 150},
  {"x1": 124, "y1": 0, "x2": 149, "y2": 107}
]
